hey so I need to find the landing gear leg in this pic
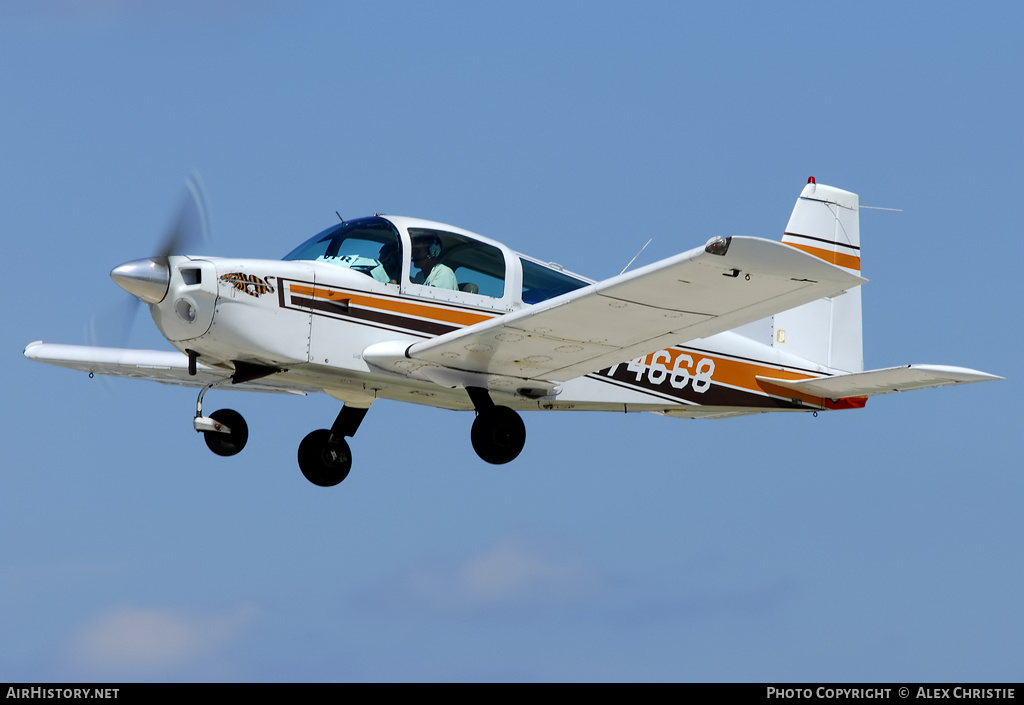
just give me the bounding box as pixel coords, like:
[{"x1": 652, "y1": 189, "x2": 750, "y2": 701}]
[
  {"x1": 297, "y1": 404, "x2": 369, "y2": 487},
  {"x1": 193, "y1": 379, "x2": 249, "y2": 457},
  {"x1": 467, "y1": 387, "x2": 526, "y2": 465}
]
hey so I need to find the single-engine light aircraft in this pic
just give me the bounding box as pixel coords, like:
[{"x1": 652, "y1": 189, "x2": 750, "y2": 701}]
[{"x1": 25, "y1": 178, "x2": 1000, "y2": 487}]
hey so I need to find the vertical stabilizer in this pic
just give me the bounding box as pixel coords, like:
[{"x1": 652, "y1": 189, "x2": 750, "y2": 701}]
[{"x1": 773, "y1": 179, "x2": 863, "y2": 373}]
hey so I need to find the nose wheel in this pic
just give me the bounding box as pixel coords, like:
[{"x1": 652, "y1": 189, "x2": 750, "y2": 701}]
[
  {"x1": 200, "y1": 408, "x2": 249, "y2": 457},
  {"x1": 194, "y1": 380, "x2": 249, "y2": 457}
]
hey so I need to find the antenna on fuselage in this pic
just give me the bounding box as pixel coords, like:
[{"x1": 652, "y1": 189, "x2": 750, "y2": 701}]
[
  {"x1": 620, "y1": 238, "x2": 653, "y2": 275},
  {"x1": 335, "y1": 211, "x2": 345, "y2": 223}
]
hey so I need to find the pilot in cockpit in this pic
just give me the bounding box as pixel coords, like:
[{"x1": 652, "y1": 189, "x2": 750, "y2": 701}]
[
  {"x1": 377, "y1": 240, "x2": 401, "y2": 284},
  {"x1": 411, "y1": 233, "x2": 457, "y2": 290}
]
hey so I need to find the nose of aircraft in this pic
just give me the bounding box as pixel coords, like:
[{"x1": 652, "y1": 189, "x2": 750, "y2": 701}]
[{"x1": 110, "y1": 258, "x2": 171, "y2": 303}]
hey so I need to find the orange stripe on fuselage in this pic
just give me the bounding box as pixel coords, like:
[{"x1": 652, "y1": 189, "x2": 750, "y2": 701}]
[
  {"x1": 638, "y1": 348, "x2": 866, "y2": 409},
  {"x1": 290, "y1": 285, "x2": 495, "y2": 328},
  {"x1": 783, "y1": 241, "x2": 861, "y2": 272},
  {"x1": 639, "y1": 348, "x2": 809, "y2": 388}
]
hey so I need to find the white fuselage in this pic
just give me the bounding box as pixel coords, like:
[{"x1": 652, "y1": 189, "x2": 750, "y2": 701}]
[{"x1": 151, "y1": 247, "x2": 842, "y2": 417}]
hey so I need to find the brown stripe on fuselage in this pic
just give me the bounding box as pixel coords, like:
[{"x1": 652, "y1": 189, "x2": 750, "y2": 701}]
[
  {"x1": 289, "y1": 294, "x2": 458, "y2": 336},
  {"x1": 290, "y1": 284, "x2": 494, "y2": 327},
  {"x1": 278, "y1": 279, "x2": 498, "y2": 338}
]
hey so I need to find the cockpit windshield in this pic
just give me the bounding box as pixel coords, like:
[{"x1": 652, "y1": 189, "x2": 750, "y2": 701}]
[{"x1": 282, "y1": 217, "x2": 403, "y2": 284}]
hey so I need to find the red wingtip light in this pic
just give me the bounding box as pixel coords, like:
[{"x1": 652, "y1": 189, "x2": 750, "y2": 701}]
[{"x1": 807, "y1": 176, "x2": 816, "y2": 184}]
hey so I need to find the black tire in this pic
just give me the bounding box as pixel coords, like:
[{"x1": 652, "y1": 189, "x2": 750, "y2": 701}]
[
  {"x1": 471, "y1": 406, "x2": 526, "y2": 465},
  {"x1": 297, "y1": 429, "x2": 352, "y2": 487},
  {"x1": 203, "y1": 409, "x2": 248, "y2": 457}
]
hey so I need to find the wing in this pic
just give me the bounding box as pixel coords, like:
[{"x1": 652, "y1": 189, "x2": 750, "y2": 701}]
[
  {"x1": 364, "y1": 236, "x2": 866, "y2": 385},
  {"x1": 757, "y1": 364, "x2": 1002, "y2": 399},
  {"x1": 23, "y1": 341, "x2": 314, "y2": 394}
]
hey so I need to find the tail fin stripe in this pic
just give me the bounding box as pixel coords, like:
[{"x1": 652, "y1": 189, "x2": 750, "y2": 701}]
[
  {"x1": 783, "y1": 241, "x2": 861, "y2": 271},
  {"x1": 783, "y1": 231, "x2": 861, "y2": 252}
]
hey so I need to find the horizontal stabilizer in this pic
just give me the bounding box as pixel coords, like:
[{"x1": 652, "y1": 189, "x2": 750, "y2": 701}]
[{"x1": 756, "y1": 364, "x2": 1002, "y2": 399}]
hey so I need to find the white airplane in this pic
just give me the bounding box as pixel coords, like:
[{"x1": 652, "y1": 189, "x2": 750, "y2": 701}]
[{"x1": 25, "y1": 178, "x2": 1000, "y2": 487}]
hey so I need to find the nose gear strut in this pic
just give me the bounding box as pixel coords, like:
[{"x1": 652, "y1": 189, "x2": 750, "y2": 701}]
[{"x1": 191, "y1": 360, "x2": 278, "y2": 457}]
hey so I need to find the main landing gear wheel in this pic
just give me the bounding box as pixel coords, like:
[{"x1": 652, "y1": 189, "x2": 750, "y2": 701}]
[
  {"x1": 202, "y1": 408, "x2": 249, "y2": 457},
  {"x1": 297, "y1": 429, "x2": 353, "y2": 487},
  {"x1": 471, "y1": 406, "x2": 526, "y2": 465}
]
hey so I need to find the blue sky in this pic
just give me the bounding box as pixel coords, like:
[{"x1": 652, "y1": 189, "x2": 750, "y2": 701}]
[{"x1": 2, "y1": 0, "x2": 1019, "y2": 682}]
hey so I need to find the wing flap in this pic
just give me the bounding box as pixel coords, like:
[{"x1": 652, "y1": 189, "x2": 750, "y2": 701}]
[
  {"x1": 756, "y1": 364, "x2": 1002, "y2": 399},
  {"x1": 387, "y1": 236, "x2": 865, "y2": 383}
]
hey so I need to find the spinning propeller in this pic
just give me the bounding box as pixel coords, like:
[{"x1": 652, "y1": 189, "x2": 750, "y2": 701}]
[
  {"x1": 110, "y1": 171, "x2": 211, "y2": 303},
  {"x1": 91, "y1": 173, "x2": 211, "y2": 346}
]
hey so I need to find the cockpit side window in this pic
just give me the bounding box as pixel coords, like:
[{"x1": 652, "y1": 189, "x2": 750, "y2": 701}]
[
  {"x1": 520, "y1": 257, "x2": 589, "y2": 304},
  {"x1": 282, "y1": 217, "x2": 403, "y2": 284},
  {"x1": 408, "y1": 228, "x2": 506, "y2": 298}
]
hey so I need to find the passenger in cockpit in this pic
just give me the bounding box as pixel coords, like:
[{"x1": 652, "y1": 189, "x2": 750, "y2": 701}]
[{"x1": 411, "y1": 233, "x2": 457, "y2": 290}]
